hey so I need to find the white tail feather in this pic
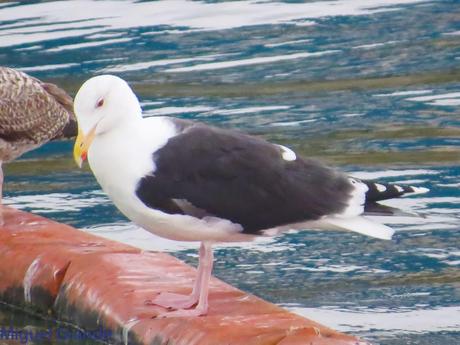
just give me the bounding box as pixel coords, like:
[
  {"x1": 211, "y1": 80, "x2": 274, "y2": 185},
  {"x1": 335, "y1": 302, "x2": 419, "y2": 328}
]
[{"x1": 319, "y1": 216, "x2": 395, "y2": 240}]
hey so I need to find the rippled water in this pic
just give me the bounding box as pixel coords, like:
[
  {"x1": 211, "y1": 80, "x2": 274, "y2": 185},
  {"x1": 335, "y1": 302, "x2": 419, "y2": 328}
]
[{"x1": 1, "y1": 1, "x2": 459, "y2": 344}]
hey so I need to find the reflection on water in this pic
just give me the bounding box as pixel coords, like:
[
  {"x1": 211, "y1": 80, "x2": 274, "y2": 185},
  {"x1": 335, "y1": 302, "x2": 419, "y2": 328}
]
[
  {"x1": 1, "y1": 0, "x2": 459, "y2": 344},
  {"x1": 291, "y1": 306, "x2": 460, "y2": 335}
]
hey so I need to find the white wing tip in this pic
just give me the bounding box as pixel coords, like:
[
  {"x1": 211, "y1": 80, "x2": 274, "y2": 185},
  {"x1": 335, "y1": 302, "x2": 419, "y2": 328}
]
[{"x1": 407, "y1": 186, "x2": 430, "y2": 195}]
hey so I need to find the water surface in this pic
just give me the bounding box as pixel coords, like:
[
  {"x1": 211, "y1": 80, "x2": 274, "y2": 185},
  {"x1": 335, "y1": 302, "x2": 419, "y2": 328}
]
[{"x1": 0, "y1": 1, "x2": 459, "y2": 344}]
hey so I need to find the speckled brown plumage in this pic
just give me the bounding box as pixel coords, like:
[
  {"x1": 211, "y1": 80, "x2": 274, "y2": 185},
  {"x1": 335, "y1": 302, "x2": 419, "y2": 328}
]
[{"x1": 0, "y1": 66, "x2": 76, "y2": 162}]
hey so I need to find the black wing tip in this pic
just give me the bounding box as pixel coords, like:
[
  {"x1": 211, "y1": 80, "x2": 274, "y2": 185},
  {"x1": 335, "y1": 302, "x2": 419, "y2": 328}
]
[
  {"x1": 362, "y1": 182, "x2": 429, "y2": 218},
  {"x1": 364, "y1": 180, "x2": 429, "y2": 202}
]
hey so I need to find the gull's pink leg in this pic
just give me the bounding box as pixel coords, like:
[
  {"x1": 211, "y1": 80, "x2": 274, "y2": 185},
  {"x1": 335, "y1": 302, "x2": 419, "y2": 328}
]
[
  {"x1": 156, "y1": 242, "x2": 214, "y2": 318},
  {"x1": 152, "y1": 242, "x2": 208, "y2": 310}
]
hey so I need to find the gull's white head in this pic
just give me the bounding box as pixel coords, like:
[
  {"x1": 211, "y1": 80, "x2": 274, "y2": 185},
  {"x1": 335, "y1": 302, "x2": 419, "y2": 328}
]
[{"x1": 73, "y1": 75, "x2": 142, "y2": 167}]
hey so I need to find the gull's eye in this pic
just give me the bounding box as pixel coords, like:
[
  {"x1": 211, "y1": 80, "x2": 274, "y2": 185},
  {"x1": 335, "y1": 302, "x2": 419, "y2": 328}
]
[{"x1": 96, "y1": 98, "x2": 104, "y2": 108}]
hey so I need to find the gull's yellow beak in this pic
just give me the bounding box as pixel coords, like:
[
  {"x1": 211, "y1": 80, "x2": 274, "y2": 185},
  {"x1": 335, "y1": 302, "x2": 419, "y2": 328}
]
[{"x1": 73, "y1": 125, "x2": 97, "y2": 168}]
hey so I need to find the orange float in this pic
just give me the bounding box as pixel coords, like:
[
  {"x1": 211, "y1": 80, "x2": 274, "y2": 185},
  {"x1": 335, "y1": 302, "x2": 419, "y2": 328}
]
[{"x1": 0, "y1": 206, "x2": 369, "y2": 344}]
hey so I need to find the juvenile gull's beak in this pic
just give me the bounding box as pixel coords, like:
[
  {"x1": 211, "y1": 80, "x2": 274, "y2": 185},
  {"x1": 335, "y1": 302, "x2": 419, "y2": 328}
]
[{"x1": 73, "y1": 124, "x2": 97, "y2": 168}]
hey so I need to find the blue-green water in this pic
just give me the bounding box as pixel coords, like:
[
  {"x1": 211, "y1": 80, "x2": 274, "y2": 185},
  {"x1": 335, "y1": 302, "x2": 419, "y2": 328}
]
[{"x1": 1, "y1": 1, "x2": 459, "y2": 344}]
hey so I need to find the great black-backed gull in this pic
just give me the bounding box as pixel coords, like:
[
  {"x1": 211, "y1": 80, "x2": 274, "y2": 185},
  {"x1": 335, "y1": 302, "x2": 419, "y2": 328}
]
[
  {"x1": 73, "y1": 75, "x2": 428, "y2": 318},
  {"x1": 0, "y1": 66, "x2": 77, "y2": 201}
]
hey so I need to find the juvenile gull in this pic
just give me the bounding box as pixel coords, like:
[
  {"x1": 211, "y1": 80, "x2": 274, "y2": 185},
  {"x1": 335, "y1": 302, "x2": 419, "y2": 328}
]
[
  {"x1": 73, "y1": 75, "x2": 429, "y2": 318},
  {"x1": 0, "y1": 66, "x2": 77, "y2": 201}
]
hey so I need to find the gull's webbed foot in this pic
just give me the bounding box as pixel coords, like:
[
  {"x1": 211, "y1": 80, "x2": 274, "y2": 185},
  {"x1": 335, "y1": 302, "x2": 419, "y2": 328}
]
[{"x1": 148, "y1": 291, "x2": 198, "y2": 310}]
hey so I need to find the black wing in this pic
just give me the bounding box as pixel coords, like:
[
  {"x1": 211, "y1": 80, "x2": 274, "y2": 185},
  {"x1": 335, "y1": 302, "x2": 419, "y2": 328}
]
[{"x1": 136, "y1": 123, "x2": 354, "y2": 234}]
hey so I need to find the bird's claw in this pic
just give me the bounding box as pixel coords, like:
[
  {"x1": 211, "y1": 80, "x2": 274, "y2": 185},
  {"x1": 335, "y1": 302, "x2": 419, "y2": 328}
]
[
  {"x1": 156, "y1": 305, "x2": 208, "y2": 318},
  {"x1": 149, "y1": 291, "x2": 198, "y2": 310}
]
